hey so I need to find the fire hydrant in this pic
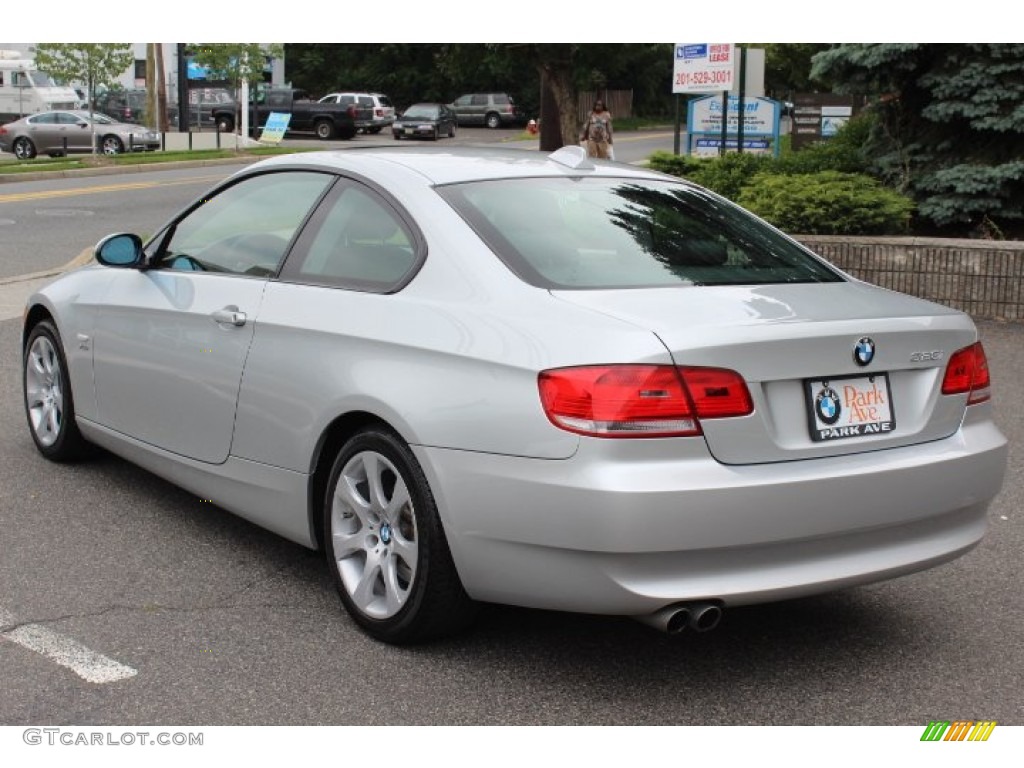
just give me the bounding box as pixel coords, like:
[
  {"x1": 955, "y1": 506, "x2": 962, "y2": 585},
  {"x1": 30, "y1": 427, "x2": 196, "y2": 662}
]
[{"x1": 527, "y1": 119, "x2": 538, "y2": 135}]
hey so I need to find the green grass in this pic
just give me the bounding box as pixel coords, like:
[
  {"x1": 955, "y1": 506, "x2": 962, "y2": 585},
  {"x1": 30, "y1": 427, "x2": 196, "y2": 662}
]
[{"x1": 0, "y1": 146, "x2": 308, "y2": 175}]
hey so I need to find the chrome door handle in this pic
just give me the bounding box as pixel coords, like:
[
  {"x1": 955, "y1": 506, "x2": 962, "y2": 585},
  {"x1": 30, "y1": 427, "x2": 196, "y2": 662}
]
[{"x1": 211, "y1": 307, "x2": 247, "y2": 327}]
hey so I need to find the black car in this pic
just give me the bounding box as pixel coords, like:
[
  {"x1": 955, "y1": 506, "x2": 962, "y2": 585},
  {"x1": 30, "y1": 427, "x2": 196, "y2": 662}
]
[
  {"x1": 392, "y1": 103, "x2": 457, "y2": 140},
  {"x1": 94, "y1": 89, "x2": 149, "y2": 124}
]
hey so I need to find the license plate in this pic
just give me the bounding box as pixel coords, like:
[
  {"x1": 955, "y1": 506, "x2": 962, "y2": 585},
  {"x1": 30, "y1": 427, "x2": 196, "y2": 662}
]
[
  {"x1": 805, "y1": 374, "x2": 895, "y2": 442},
  {"x1": 405, "y1": 128, "x2": 414, "y2": 134}
]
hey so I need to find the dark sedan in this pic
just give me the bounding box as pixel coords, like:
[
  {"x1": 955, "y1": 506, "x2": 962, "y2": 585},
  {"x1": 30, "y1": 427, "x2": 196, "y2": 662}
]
[{"x1": 392, "y1": 103, "x2": 457, "y2": 141}]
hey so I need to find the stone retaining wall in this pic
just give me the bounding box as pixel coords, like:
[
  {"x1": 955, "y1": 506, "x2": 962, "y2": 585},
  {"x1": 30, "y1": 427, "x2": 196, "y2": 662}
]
[{"x1": 797, "y1": 236, "x2": 1024, "y2": 322}]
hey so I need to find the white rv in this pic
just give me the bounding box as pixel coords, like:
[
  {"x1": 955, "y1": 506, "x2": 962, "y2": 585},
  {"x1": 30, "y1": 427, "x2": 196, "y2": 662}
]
[{"x1": 0, "y1": 50, "x2": 80, "y2": 123}]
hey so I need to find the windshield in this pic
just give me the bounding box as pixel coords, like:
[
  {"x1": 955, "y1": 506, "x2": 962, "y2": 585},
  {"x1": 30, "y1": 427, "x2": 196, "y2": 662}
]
[
  {"x1": 438, "y1": 177, "x2": 843, "y2": 289},
  {"x1": 402, "y1": 106, "x2": 439, "y2": 120},
  {"x1": 27, "y1": 70, "x2": 57, "y2": 87}
]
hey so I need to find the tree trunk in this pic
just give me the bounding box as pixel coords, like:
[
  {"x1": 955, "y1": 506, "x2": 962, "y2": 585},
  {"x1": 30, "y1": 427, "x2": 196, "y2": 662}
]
[
  {"x1": 538, "y1": 70, "x2": 560, "y2": 152},
  {"x1": 534, "y1": 45, "x2": 580, "y2": 151}
]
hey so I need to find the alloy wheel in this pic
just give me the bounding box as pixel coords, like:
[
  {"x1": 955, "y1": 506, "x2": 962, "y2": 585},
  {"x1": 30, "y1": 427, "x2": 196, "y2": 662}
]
[
  {"x1": 330, "y1": 450, "x2": 419, "y2": 619},
  {"x1": 25, "y1": 335, "x2": 65, "y2": 448}
]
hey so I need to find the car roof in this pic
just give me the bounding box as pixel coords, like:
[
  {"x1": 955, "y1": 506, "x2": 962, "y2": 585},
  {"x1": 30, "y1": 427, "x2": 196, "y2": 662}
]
[{"x1": 246, "y1": 146, "x2": 666, "y2": 187}]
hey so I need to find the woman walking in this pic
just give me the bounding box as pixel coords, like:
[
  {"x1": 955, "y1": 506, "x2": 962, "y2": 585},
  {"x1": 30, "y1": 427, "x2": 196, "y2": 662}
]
[{"x1": 580, "y1": 99, "x2": 614, "y2": 159}]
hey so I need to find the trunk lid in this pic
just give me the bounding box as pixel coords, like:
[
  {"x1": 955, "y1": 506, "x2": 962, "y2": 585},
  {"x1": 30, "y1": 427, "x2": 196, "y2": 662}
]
[{"x1": 553, "y1": 281, "x2": 977, "y2": 465}]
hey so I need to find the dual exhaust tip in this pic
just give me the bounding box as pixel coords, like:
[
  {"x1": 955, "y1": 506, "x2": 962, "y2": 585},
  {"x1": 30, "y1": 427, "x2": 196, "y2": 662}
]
[{"x1": 636, "y1": 601, "x2": 723, "y2": 635}]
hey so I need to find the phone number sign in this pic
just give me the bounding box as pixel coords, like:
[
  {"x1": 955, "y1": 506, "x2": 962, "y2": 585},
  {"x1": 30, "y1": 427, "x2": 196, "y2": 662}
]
[{"x1": 673, "y1": 43, "x2": 735, "y2": 93}]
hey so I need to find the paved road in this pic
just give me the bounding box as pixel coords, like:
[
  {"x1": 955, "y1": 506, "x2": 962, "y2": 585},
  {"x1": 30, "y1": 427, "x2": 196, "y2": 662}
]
[{"x1": 0, "y1": 313, "x2": 1020, "y2": 726}]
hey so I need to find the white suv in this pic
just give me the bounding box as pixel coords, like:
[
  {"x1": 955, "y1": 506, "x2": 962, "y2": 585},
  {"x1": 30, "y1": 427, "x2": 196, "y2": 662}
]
[{"x1": 318, "y1": 92, "x2": 395, "y2": 133}]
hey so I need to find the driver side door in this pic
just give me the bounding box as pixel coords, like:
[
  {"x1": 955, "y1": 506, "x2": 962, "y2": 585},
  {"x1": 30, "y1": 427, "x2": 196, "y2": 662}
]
[{"x1": 92, "y1": 170, "x2": 335, "y2": 464}]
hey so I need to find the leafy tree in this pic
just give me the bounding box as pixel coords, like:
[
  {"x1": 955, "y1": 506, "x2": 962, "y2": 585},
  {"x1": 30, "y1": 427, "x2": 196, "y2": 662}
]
[
  {"x1": 811, "y1": 43, "x2": 1024, "y2": 237},
  {"x1": 33, "y1": 43, "x2": 135, "y2": 154},
  {"x1": 758, "y1": 43, "x2": 833, "y2": 100},
  {"x1": 189, "y1": 43, "x2": 284, "y2": 89}
]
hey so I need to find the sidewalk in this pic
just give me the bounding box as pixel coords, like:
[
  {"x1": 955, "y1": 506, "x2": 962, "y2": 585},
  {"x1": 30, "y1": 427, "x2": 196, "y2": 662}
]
[{"x1": 0, "y1": 248, "x2": 93, "y2": 322}]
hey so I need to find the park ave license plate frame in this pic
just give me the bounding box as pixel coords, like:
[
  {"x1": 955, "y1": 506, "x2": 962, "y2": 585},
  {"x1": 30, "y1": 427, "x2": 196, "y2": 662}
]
[{"x1": 805, "y1": 373, "x2": 896, "y2": 442}]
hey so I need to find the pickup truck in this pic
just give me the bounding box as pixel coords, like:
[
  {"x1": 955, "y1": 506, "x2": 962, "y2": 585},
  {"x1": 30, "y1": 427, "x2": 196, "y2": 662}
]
[{"x1": 252, "y1": 87, "x2": 357, "y2": 140}]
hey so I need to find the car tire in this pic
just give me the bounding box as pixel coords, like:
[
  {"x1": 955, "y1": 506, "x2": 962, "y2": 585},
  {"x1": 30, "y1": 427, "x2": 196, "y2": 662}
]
[
  {"x1": 393, "y1": 133, "x2": 401, "y2": 141},
  {"x1": 369, "y1": 127, "x2": 382, "y2": 135},
  {"x1": 338, "y1": 123, "x2": 357, "y2": 141},
  {"x1": 449, "y1": 123, "x2": 456, "y2": 138},
  {"x1": 432, "y1": 127, "x2": 438, "y2": 141},
  {"x1": 13, "y1": 137, "x2": 36, "y2": 160},
  {"x1": 216, "y1": 115, "x2": 235, "y2": 133},
  {"x1": 324, "y1": 428, "x2": 477, "y2": 644},
  {"x1": 485, "y1": 112, "x2": 501, "y2": 129},
  {"x1": 315, "y1": 119, "x2": 335, "y2": 140},
  {"x1": 101, "y1": 135, "x2": 124, "y2": 155},
  {"x1": 23, "y1": 320, "x2": 89, "y2": 462}
]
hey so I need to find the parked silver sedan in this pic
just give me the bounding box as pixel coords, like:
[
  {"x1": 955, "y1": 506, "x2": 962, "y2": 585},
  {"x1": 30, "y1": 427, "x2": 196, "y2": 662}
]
[
  {"x1": 0, "y1": 109, "x2": 160, "y2": 159},
  {"x1": 22, "y1": 146, "x2": 1008, "y2": 643}
]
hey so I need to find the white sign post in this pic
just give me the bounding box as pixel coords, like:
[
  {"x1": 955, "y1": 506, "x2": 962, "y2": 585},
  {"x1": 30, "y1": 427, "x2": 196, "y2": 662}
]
[{"x1": 673, "y1": 44, "x2": 736, "y2": 94}]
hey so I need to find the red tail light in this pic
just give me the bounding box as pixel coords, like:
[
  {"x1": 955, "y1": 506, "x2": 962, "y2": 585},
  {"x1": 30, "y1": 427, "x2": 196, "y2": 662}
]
[
  {"x1": 942, "y1": 342, "x2": 991, "y2": 405},
  {"x1": 375, "y1": 108, "x2": 384, "y2": 117},
  {"x1": 538, "y1": 365, "x2": 752, "y2": 438}
]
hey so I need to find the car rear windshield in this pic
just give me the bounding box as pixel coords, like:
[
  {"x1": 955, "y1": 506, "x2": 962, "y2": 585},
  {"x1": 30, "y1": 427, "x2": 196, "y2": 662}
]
[{"x1": 438, "y1": 177, "x2": 843, "y2": 289}]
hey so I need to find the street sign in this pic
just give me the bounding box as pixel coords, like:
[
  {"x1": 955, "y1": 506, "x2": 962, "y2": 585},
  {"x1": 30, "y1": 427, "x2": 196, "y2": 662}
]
[{"x1": 673, "y1": 43, "x2": 735, "y2": 94}]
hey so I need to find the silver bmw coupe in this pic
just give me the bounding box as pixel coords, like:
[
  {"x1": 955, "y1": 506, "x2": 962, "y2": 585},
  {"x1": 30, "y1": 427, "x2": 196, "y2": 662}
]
[{"x1": 22, "y1": 146, "x2": 1008, "y2": 643}]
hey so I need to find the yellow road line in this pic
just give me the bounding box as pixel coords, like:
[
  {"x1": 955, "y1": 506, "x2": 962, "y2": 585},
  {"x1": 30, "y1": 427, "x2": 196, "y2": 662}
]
[
  {"x1": 0, "y1": 174, "x2": 225, "y2": 204},
  {"x1": 616, "y1": 132, "x2": 675, "y2": 143}
]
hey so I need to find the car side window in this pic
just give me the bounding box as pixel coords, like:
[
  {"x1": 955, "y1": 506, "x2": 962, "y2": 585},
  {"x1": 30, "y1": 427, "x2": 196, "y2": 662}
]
[
  {"x1": 470, "y1": 95, "x2": 487, "y2": 106},
  {"x1": 57, "y1": 112, "x2": 81, "y2": 124},
  {"x1": 280, "y1": 183, "x2": 420, "y2": 292},
  {"x1": 29, "y1": 113, "x2": 58, "y2": 125},
  {"x1": 154, "y1": 171, "x2": 334, "y2": 277}
]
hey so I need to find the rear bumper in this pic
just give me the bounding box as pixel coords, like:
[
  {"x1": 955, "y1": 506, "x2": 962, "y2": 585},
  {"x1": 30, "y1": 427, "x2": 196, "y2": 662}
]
[{"x1": 414, "y1": 417, "x2": 1007, "y2": 615}]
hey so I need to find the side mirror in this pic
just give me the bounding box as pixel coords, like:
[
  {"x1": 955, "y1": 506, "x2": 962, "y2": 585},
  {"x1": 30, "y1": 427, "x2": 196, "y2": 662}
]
[{"x1": 95, "y1": 233, "x2": 145, "y2": 268}]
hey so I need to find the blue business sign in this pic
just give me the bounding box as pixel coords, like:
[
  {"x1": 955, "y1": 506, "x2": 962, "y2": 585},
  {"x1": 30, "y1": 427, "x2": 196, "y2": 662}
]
[
  {"x1": 686, "y1": 95, "x2": 782, "y2": 157},
  {"x1": 677, "y1": 44, "x2": 708, "y2": 60}
]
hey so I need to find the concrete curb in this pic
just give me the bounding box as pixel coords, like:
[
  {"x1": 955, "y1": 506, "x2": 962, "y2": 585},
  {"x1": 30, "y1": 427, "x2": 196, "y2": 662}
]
[{"x1": 0, "y1": 247, "x2": 94, "y2": 287}]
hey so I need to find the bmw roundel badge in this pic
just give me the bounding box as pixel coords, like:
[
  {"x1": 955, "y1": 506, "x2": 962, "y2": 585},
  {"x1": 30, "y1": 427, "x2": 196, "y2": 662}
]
[
  {"x1": 814, "y1": 385, "x2": 842, "y2": 425},
  {"x1": 853, "y1": 337, "x2": 875, "y2": 367}
]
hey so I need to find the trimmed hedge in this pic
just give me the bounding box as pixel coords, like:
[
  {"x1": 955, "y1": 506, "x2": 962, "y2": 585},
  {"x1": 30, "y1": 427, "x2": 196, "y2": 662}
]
[{"x1": 736, "y1": 172, "x2": 915, "y2": 235}]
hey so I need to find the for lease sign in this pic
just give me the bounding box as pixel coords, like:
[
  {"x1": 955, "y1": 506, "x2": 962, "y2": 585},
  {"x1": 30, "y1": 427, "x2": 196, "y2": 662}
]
[{"x1": 673, "y1": 43, "x2": 735, "y2": 93}]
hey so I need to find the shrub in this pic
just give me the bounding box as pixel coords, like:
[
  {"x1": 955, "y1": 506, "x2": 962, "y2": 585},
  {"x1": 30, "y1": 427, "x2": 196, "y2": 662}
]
[
  {"x1": 773, "y1": 114, "x2": 875, "y2": 176},
  {"x1": 735, "y1": 171, "x2": 915, "y2": 235},
  {"x1": 648, "y1": 151, "x2": 773, "y2": 200},
  {"x1": 647, "y1": 151, "x2": 703, "y2": 179}
]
